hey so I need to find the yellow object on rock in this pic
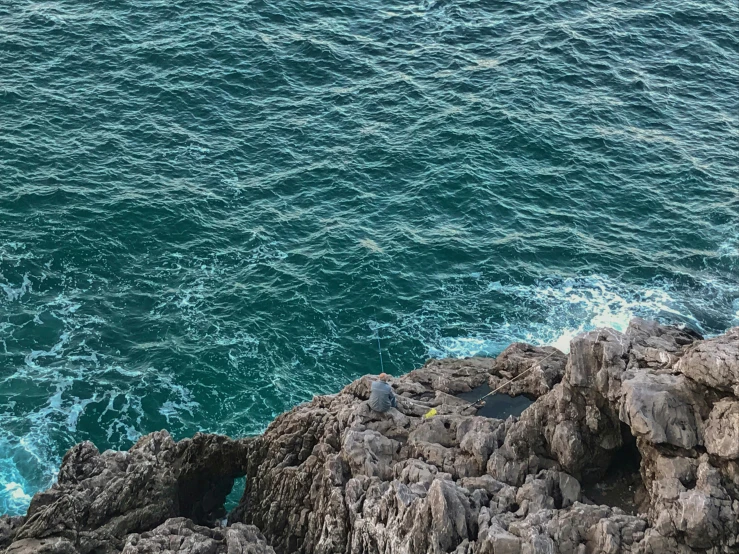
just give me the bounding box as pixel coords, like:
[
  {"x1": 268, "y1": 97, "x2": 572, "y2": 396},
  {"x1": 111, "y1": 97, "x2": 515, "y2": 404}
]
[{"x1": 423, "y1": 408, "x2": 437, "y2": 419}]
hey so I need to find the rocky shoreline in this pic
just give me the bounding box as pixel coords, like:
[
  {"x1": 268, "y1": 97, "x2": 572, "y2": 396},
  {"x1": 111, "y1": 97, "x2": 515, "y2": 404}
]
[{"x1": 2, "y1": 318, "x2": 739, "y2": 553}]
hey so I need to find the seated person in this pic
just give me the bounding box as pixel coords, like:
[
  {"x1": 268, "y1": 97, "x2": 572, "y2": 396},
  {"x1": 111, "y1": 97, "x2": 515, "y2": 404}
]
[{"x1": 368, "y1": 372, "x2": 396, "y2": 413}]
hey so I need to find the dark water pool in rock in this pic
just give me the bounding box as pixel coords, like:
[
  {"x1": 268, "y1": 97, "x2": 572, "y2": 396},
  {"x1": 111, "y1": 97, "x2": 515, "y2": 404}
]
[{"x1": 456, "y1": 384, "x2": 534, "y2": 419}]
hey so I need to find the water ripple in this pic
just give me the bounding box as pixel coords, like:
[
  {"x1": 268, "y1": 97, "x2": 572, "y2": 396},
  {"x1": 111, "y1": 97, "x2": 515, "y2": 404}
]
[{"x1": 1, "y1": 0, "x2": 738, "y2": 515}]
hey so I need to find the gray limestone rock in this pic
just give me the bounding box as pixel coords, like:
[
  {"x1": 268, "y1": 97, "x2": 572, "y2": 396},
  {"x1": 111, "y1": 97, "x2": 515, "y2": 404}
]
[
  {"x1": 626, "y1": 318, "x2": 702, "y2": 370},
  {"x1": 619, "y1": 372, "x2": 707, "y2": 450},
  {"x1": 488, "y1": 343, "x2": 567, "y2": 397},
  {"x1": 0, "y1": 517, "x2": 23, "y2": 550},
  {"x1": 676, "y1": 327, "x2": 739, "y2": 393},
  {"x1": 120, "y1": 518, "x2": 274, "y2": 554},
  {"x1": 704, "y1": 399, "x2": 739, "y2": 459},
  {"x1": 4, "y1": 432, "x2": 250, "y2": 554},
  {"x1": 5, "y1": 319, "x2": 739, "y2": 554}
]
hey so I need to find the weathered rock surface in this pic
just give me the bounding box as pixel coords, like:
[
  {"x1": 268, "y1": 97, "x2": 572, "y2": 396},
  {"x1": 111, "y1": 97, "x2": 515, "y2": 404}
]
[
  {"x1": 676, "y1": 327, "x2": 739, "y2": 393},
  {"x1": 121, "y1": 518, "x2": 274, "y2": 553},
  {"x1": 488, "y1": 343, "x2": 567, "y2": 397},
  {"x1": 5, "y1": 318, "x2": 739, "y2": 554},
  {"x1": 1, "y1": 432, "x2": 253, "y2": 554}
]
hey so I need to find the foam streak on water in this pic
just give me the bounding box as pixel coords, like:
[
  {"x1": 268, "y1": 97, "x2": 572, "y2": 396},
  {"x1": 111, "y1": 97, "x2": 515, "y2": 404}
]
[{"x1": 1, "y1": 0, "x2": 738, "y2": 515}]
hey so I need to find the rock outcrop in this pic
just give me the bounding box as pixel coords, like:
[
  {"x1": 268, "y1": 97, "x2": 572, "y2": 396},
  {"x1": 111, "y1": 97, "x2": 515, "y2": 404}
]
[
  {"x1": 3, "y1": 318, "x2": 739, "y2": 553},
  {"x1": 0, "y1": 432, "x2": 254, "y2": 553},
  {"x1": 121, "y1": 518, "x2": 274, "y2": 554}
]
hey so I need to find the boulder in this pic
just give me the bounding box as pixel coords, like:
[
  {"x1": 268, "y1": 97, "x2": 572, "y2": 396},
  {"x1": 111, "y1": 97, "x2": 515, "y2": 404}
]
[
  {"x1": 0, "y1": 517, "x2": 23, "y2": 550},
  {"x1": 625, "y1": 318, "x2": 702, "y2": 369},
  {"x1": 676, "y1": 327, "x2": 739, "y2": 393},
  {"x1": 488, "y1": 343, "x2": 566, "y2": 397},
  {"x1": 619, "y1": 372, "x2": 707, "y2": 450},
  {"x1": 704, "y1": 399, "x2": 739, "y2": 459}
]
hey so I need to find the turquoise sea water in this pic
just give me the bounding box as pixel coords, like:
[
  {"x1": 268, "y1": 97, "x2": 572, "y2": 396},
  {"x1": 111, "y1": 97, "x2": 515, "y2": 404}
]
[{"x1": 1, "y1": 0, "x2": 738, "y2": 515}]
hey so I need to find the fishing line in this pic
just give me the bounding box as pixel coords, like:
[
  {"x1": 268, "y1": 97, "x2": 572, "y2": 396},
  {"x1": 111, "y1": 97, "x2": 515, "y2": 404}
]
[
  {"x1": 376, "y1": 329, "x2": 385, "y2": 373},
  {"x1": 470, "y1": 349, "x2": 559, "y2": 406}
]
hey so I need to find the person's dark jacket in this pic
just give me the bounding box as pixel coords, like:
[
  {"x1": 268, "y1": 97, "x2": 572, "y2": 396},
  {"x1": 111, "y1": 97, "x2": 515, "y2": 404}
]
[{"x1": 368, "y1": 380, "x2": 396, "y2": 412}]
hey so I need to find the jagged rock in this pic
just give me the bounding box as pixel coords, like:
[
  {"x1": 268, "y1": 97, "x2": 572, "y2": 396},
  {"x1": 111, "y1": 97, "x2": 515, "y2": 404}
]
[
  {"x1": 488, "y1": 328, "x2": 633, "y2": 485},
  {"x1": 640, "y1": 445, "x2": 697, "y2": 491},
  {"x1": 567, "y1": 327, "x2": 631, "y2": 398},
  {"x1": 648, "y1": 457, "x2": 739, "y2": 551},
  {"x1": 626, "y1": 317, "x2": 702, "y2": 369},
  {"x1": 4, "y1": 537, "x2": 78, "y2": 554},
  {"x1": 704, "y1": 399, "x2": 739, "y2": 459},
  {"x1": 676, "y1": 327, "x2": 739, "y2": 393},
  {"x1": 489, "y1": 343, "x2": 567, "y2": 397},
  {"x1": 5, "y1": 432, "x2": 249, "y2": 554},
  {"x1": 342, "y1": 429, "x2": 398, "y2": 480},
  {"x1": 619, "y1": 372, "x2": 707, "y2": 450},
  {"x1": 502, "y1": 502, "x2": 648, "y2": 554},
  {"x1": 121, "y1": 518, "x2": 274, "y2": 553},
  {"x1": 586, "y1": 514, "x2": 648, "y2": 554},
  {"x1": 405, "y1": 358, "x2": 491, "y2": 394},
  {"x1": 0, "y1": 516, "x2": 23, "y2": 549},
  {"x1": 5, "y1": 319, "x2": 739, "y2": 554},
  {"x1": 493, "y1": 376, "x2": 621, "y2": 483},
  {"x1": 476, "y1": 514, "x2": 521, "y2": 554},
  {"x1": 428, "y1": 478, "x2": 474, "y2": 550}
]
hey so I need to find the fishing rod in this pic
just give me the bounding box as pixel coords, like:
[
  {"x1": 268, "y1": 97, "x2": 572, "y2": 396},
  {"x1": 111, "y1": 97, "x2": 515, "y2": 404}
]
[
  {"x1": 423, "y1": 348, "x2": 560, "y2": 419},
  {"x1": 376, "y1": 326, "x2": 385, "y2": 373},
  {"x1": 470, "y1": 349, "x2": 560, "y2": 407}
]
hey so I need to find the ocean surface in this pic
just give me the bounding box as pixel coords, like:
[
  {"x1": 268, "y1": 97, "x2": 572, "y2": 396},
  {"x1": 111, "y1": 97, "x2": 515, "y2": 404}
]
[{"x1": 1, "y1": 0, "x2": 738, "y2": 515}]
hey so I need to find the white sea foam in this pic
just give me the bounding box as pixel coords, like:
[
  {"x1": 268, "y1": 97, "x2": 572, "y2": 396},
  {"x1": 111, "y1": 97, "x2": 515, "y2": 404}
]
[
  {"x1": 0, "y1": 274, "x2": 32, "y2": 302},
  {"x1": 4, "y1": 482, "x2": 31, "y2": 502},
  {"x1": 718, "y1": 238, "x2": 738, "y2": 258},
  {"x1": 427, "y1": 275, "x2": 702, "y2": 358},
  {"x1": 0, "y1": 480, "x2": 32, "y2": 515},
  {"x1": 0, "y1": 271, "x2": 203, "y2": 516}
]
